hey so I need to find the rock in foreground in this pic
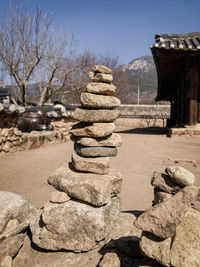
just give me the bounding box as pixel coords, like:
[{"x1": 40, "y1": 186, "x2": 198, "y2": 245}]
[
  {"x1": 48, "y1": 163, "x2": 122, "y2": 206},
  {"x1": 30, "y1": 197, "x2": 120, "y2": 252}
]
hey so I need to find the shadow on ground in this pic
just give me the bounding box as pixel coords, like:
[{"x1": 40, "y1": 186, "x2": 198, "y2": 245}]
[
  {"x1": 122, "y1": 210, "x2": 144, "y2": 218},
  {"x1": 116, "y1": 127, "x2": 167, "y2": 135}
]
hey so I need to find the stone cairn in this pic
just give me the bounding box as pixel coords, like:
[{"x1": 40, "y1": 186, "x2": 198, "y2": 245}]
[
  {"x1": 134, "y1": 165, "x2": 200, "y2": 266},
  {"x1": 30, "y1": 65, "x2": 123, "y2": 253}
]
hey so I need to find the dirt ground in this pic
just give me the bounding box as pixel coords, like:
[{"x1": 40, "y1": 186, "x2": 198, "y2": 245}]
[{"x1": 0, "y1": 125, "x2": 200, "y2": 212}]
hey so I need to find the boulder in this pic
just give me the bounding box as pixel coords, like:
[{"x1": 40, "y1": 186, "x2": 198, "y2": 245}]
[
  {"x1": 151, "y1": 171, "x2": 182, "y2": 194},
  {"x1": 134, "y1": 185, "x2": 198, "y2": 239},
  {"x1": 80, "y1": 93, "x2": 120, "y2": 109},
  {"x1": 69, "y1": 122, "x2": 115, "y2": 138},
  {"x1": 48, "y1": 163, "x2": 122, "y2": 206},
  {"x1": 89, "y1": 72, "x2": 113, "y2": 83},
  {"x1": 30, "y1": 197, "x2": 120, "y2": 252},
  {"x1": 140, "y1": 208, "x2": 200, "y2": 267},
  {"x1": 170, "y1": 208, "x2": 200, "y2": 266},
  {"x1": 165, "y1": 165, "x2": 195, "y2": 187},
  {"x1": 86, "y1": 82, "x2": 116, "y2": 96},
  {"x1": 72, "y1": 152, "x2": 110, "y2": 174},
  {"x1": 73, "y1": 108, "x2": 120, "y2": 123},
  {"x1": 0, "y1": 191, "x2": 37, "y2": 234},
  {"x1": 74, "y1": 143, "x2": 118, "y2": 157},
  {"x1": 92, "y1": 65, "x2": 112, "y2": 74},
  {"x1": 75, "y1": 133, "x2": 122, "y2": 147}
]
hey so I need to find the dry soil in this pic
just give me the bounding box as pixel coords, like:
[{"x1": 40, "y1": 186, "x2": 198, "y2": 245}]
[{"x1": 0, "y1": 126, "x2": 200, "y2": 212}]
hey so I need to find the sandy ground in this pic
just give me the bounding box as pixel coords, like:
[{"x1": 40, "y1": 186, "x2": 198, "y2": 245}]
[{"x1": 0, "y1": 126, "x2": 200, "y2": 212}]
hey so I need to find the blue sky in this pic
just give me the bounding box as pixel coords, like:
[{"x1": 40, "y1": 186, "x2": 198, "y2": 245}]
[{"x1": 1, "y1": 0, "x2": 200, "y2": 64}]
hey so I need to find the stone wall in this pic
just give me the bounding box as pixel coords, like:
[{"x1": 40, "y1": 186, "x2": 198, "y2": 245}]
[
  {"x1": 119, "y1": 104, "x2": 170, "y2": 117},
  {"x1": 0, "y1": 119, "x2": 75, "y2": 154}
]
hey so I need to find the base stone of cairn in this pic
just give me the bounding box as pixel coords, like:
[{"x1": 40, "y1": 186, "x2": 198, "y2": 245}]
[
  {"x1": 134, "y1": 165, "x2": 200, "y2": 266},
  {"x1": 30, "y1": 65, "x2": 123, "y2": 252}
]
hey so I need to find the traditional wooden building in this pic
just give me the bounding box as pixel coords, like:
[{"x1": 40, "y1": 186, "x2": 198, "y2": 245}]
[{"x1": 151, "y1": 32, "x2": 200, "y2": 127}]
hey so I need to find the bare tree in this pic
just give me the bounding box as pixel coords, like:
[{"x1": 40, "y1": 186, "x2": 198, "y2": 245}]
[
  {"x1": 0, "y1": 2, "x2": 121, "y2": 106},
  {"x1": 37, "y1": 46, "x2": 93, "y2": 105},
  {"x1": 0, "y1": 3, "x2": 51, "y2": 106}
]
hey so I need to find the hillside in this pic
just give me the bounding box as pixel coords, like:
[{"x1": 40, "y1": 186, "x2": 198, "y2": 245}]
[{"x1": 120, "y1": 55, "x2": 158, "y2": 104}]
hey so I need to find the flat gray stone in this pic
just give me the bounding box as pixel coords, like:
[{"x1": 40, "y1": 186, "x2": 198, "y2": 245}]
[
  {"x1": 48, "y1": 163, "x2": 122, "y2": 206},
  {"x1": 75, "y1": 133, "x2": 122, "y2": 147},
  {"x1": 30, "y1": 197, "x2": 120, "y2": 252},
  {"x1": 92, "y1": 65, "x2": 112, "y2": 74},
  {"x1": 74, "y1": 143, "x2": 118, "y2": 157},
  {"x1": 70, "y1": 122, "x2": 115, "y2": 138},
  {"x1": 73, "y1": 108, "x2": 120, "y2": 123},
  {"x1": 86, "y1": 82, "x2": 116, "y2": 95},
  {"x1": 165, "y1": 166, "x2": 195, "y2": 186},
  {"x1": 80, "y1": 93, "x2": 120, "y2": 109},
  {"x1": 72, "y1": 152, "x2": 110, "y2": 174},
  {"x1": 134, "y1": 185, "x2": 198, "y2": 239},
  {"x1": 151, "y1": 171, "x2": 182, "y2": 194}
]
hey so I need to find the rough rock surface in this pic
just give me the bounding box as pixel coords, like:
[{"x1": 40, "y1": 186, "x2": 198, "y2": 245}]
[
  {"x1": 153, "y1": 188, "x2": 172, "y2": 205},
  {"x1": 48, "y1": 163, "x2": 122, "y2": 206},
  {"x1": 86, "y1": 82, "x2": 116, "y2": 95},
  {"x1": 72, "y1": 152, "x2": 110, "y2": 174},
  {"x1": 170, "y1": 208, "x2": 200, "y2": 267},
  {"x1": 140, "y1": 208, "x2": 200, "y2": 267},
  {"x1": 73, "y1": 108, "x2": 120, "y2": 123},
  {"x1": 151, "y1": 171, "x2": 182, "y2": 194},
  {"x1": 0, "y1": 233, "x2": 25, "y2": 261},
  {"x1": 89, "y1": 72, "x2": 113, "y2": 83},
  {"x1": 99, "y1": 252, "x2": 120, "y2": 267},
  {"x1": 165, "y1": 165, "x2": 195, "y2": 186},
  {"x1": 30, "y1": 197, "x2": 120, "y2": 252},
  {"x1": 134, "y1": 185, "x2": 198, "y2": 239},
  {"x1": 92, "y1": 65, "x2": 112, "y2": 74},
  {"x1": 140, "y1": 232, "x2": 171, "y2": 267},
  {"x1": 12, "y1": 236, "x2": 102, "y2": 267},
  {"x1": 74, "y1": 143, "x2": 118, "y2": 157},
  {"x1": 69, "y1": 122, "x2": 115, "y2": 137},
  {"x1": 0, "y1": 256, "x2": 12, "y2": 267},
  {"x1": 75, "y1": 133, "x2": 122, "y2": 147},
  {"x1": 50, "y1": 190, "x2": 70, "y2": 203},
  {"x1": 80, "y1": 93, "x2": 120, "y2": 109},
  {"x1": 0, "y1": 191, "x2": 37, "y2": 234}
]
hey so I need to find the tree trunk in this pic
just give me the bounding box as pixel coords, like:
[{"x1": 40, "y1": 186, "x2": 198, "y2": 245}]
[{"x1": 22, "y1": 84, "x2": 27, "y2": 106}]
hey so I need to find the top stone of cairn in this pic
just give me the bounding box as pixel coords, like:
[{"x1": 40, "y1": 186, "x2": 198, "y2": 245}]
[{"x1": 92, "y1": 65, "x2": 112, "y2": 74}]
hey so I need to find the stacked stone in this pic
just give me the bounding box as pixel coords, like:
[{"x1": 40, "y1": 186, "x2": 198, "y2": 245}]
[
  {"x1": 70, "y1": 65, "x2": 121, "y2": 174},
  {"x1": 134, "y1": 166, "x2": 200, "y2": 266},
  {"x1": 30, "y1": 65, "x2": 123, "y2": 253},
  {"x1": 0, "y1": 127, "x2": 22, "y2": 153}
]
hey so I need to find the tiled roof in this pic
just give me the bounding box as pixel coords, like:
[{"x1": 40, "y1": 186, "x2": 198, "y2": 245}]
[{"x1": 151, "y1": 32, "x2": 200, "y2": 50}]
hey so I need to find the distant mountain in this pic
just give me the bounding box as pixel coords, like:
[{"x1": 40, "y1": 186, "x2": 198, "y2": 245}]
[{"x1": 120, "y1": 55, "x2": 158, "y2": 104}]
